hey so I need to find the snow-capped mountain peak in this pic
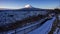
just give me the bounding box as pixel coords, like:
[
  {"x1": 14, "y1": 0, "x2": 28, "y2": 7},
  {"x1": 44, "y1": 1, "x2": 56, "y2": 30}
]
[{"x1": 25, "y1": 4, "x2": 33, "y2": 8}]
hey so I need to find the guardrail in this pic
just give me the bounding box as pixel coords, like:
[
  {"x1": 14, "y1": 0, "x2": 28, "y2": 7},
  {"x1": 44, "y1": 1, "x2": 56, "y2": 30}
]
[{"x1": 11, "y1": 17, "x2": 55, "y2": 34}]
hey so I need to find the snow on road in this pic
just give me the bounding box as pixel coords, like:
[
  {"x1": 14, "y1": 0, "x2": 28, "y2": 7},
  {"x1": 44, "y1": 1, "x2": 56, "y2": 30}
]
[{"x1": 28, "y1": 17, "x2": 56, "y2": 34}]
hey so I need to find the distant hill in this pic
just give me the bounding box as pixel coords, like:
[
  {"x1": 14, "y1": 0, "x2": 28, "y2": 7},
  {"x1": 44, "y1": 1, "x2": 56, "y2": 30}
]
[{"x1": 0, "y1": 7, "x2": 50, "y2": 11}]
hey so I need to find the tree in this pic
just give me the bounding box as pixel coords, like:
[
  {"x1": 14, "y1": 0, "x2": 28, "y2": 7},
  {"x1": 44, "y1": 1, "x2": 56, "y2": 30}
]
[{"x1": 54, "y1": 8, "x2": 60, "y2": 14}]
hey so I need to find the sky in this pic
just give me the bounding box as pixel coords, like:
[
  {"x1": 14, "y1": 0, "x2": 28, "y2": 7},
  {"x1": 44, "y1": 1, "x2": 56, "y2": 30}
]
[{"x1": 0, "y1": 0, "x2": 60, "y2": 9}]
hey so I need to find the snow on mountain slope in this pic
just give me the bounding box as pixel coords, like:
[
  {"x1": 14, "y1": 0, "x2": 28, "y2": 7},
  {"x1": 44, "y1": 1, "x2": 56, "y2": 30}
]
[{"x1": 0, "y1": 10, "x2": 48, "y2": 26}]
